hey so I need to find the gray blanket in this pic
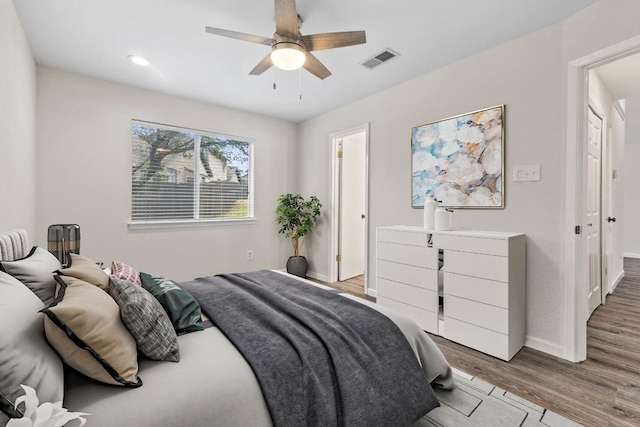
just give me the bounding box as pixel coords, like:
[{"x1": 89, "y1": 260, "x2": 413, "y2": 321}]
[{"x1": 180, "y1": 270, "x2": 439, "y2": 427}]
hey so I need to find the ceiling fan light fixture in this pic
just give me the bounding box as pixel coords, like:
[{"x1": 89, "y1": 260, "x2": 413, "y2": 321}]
[{"x1": 270, "y1": 42, "x2": 306, "y2": 71}]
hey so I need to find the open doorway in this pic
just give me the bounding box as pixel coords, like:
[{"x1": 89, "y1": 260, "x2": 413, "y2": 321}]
[
  {"x1": 586, "y1": 59, "x2": 635, "y2": 320},
  {"x1": 329, "y1": 124, "x2": 369, "y2": 295},
  {"x1": 565, "y1": 38, "x2": 640, "y2": 362}
]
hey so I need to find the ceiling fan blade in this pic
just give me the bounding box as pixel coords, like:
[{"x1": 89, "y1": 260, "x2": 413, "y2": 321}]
[
  {"x1": 249, "y1": 54, "x2": 274, "y2": 76},
  {"x1": 205, "y1": 26, "x2": 272, "y2": 46},
  {"x1": 274, "y1": 0, "x2": 299, "y2": 37},
  {"x1": 303, "y1": 53, "x2": 331, "y2": 80},
  {"x1": 302, "y1": 31, "x2": 366, "y2": 51}
]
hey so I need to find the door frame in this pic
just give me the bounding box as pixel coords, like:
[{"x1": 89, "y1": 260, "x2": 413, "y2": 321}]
[
  {"x1": 564, "y1": 35, "x2": 640, "y2": 362},
  {"x1": 328, "y1": 123, "x2": 370, "y2": 292}
]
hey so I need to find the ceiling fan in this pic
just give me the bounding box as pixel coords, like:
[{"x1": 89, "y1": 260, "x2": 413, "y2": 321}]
[{"x1": 205, "y1": 0, "x2": 366, "y2": 80}]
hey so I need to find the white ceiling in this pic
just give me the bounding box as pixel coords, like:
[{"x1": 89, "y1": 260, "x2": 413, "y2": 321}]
[
  {"x1": 595, "y1": 53, "x2": 640, "y2": 100},
  {"x1": 13, "y1": 0, "x2": 597, "y2": 123}
]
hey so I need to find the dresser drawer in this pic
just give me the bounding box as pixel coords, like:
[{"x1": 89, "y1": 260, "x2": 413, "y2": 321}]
[
  {"x1": 444, "y1": 272, "x2": 508, "y2": 308},
  {"x1": 442, "y1": 250, "x2": 508, "y2": 282},
  {"x1": 377, "y1": 242, "x2": 439, "y2": 269},
  {"x1": 377, "y1": 297, "x2": 438, "y2": 334},
  {"x1": 377, "y1": 228, "x2": 431, "y2": 247},
  {"x1": 443, "y1": 317, "x2": 510, "y2": 360},
  {"x1": 434, "y1": 234, "x2": 508, "y2": 256},
  {"x1": 377, "y1": 278, "x2": 438, "y2": 312},
  {"x1": 444, "y1": 295, "x2": 508, "y2": 334},
  {"x1": 377, "y1": 260, "x2": 438, "y2": 291}
]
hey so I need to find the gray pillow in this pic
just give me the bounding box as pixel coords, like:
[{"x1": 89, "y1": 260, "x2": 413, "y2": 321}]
[
  {"x1": 0, "y1": 246, "x2": 62, "y2": 305},
  {"x1": 109, "y1": 277, "x2": 180, "y2": 362},
  {"x1": 0, "y1": 271, "x2": 64, "y2": 422}
]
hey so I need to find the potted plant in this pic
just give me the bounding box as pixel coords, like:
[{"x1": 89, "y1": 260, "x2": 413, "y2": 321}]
[{"x1": 275, "y1": 193, "x2": 323, "y2": 277}]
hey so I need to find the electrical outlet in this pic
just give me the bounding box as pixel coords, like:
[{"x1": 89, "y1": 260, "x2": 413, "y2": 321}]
[{"x1": 246, "y1": 250, "x2": 254, "y2": 261}]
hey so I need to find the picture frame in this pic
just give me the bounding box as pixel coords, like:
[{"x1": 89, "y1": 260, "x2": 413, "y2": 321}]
[{"x1": 411, "y1": 104, "x2": 505, "y2": 209}]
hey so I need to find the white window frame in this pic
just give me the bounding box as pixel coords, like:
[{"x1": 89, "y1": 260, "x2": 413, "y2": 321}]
[{"x1": 129, "y1": 120, "x2": 255, "y2": 229}]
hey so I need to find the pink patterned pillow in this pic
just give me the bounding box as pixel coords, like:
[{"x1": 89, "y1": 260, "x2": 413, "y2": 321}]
[{"x1": 110, "y1": 261, "x2": 142, "y2": 286}]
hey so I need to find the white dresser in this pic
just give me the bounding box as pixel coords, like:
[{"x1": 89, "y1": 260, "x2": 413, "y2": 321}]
[{"x1": 376, "y1": 226, "x2": 526, "y2": 361}]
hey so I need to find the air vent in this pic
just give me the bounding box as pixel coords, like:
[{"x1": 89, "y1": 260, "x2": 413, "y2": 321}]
[{"x1": 361, "y1": 48, "x2": 400, "y2": 70}]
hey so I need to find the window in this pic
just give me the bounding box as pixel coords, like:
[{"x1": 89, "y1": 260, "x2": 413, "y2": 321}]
[{"x1": 131, "y1": 120, "x2": 253, "y2": 225}]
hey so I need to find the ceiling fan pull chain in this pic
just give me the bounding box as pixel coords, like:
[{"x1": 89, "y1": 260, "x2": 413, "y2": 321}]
[
  {"x1": 273, "y1": 67, "x2": 280, "y2": 90},
  {"x1": 298, "y1": 67, "x2": 303, "y2": 100}
]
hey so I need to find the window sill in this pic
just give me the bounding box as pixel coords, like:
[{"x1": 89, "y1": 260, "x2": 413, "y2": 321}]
[{"x1": 128, "y1": 218, "x2": 256, "y2": 230}]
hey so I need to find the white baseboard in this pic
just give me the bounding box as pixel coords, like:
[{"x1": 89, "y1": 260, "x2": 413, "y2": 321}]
[
  {"x1": 609, "y1": 270, "x2": 625, "y2": 294},
  {"x1": 306, "y1": 271, "x2": 330, "y2": 283},
  {"x1": 623, "y1": 252, "x2": 640, "y2": 259},
  {"x1": 525, "y1": 336, "x2": 565, "y2": 360},
  {"x1": 366, "y1": 288, "x2": 377, "y2": 298}
]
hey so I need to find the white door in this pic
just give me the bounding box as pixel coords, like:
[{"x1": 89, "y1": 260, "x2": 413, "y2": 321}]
[
  {"x1": 338, "y1": 132, "x2": 366, "y2": 281},
  {"x1": 587, "y1": 106, "x2": 603, "y2": 317}
]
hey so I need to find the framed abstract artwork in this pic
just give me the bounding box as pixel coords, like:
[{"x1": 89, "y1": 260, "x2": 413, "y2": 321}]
[{"x1": 411, "y1": 105, "x2": 505, "y2": 209}]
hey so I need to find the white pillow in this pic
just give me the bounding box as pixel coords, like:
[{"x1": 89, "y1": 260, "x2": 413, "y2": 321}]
[{"x1": 0, "y1": 271, "x2": 64, "y2": 423}]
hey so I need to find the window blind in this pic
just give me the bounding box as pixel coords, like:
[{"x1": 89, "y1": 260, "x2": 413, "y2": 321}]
[{"x1": 131, "y1": 120, "x2": 253, "y2": 224}]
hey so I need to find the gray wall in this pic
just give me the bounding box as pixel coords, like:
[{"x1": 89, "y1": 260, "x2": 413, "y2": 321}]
[
  {"x1": 298, "y1": 23, "x2": 567, "y2": 355},
  {"x1": 297, "y1": 0, "x2": 640, "y2": 357},
  {"x1": 0, "y1": 0, "x2": 37, "y2": 236},
  {"x1": 35, "y1": 68, "x2": 299, "y2": 281}
]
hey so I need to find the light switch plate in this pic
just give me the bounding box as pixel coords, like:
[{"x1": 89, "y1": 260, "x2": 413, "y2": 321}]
[{"x1": 513, "y1": 164, "x2": 541, "y2": 182}]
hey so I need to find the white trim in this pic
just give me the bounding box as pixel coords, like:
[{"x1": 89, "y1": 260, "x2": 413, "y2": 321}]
[
  {"x1": 328, "y1": 124, "x2": 370, "y2": 294},
  {"x1": 525, "y1": 337, "x2": 565, "y2": 360},
  {"x1": 565, "y1": 34, "x2": 640, "y2": 363},
  {"x1": 624, "y1": 252, "x2": 640, "y2": 259},
  {"x1": 306, "y1": 270, "x2": 330, "y2": 283},
  {"x1": 128, "y1": 218, "x2": 256, "y2": 230},
  {"x1": 564, "y1": 58, "x2": 588, "y2": 363},
  {"x1": 366, "y1": 288, "x2": 377, "y2": 298},
  {"x1": 614, "y1": 100, "x2": 626, "y2": 120},
  {"x1": 609, "y1": 270, "x2": 625, "y2": 294}
]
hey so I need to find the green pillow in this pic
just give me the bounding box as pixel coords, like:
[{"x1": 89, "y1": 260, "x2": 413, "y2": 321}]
[{"x1": 139, "y1": 272, "x2": 203, "y2": 333}]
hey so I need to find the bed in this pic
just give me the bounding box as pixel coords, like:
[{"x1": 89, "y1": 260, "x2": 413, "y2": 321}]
[{"x1": 0, "y1": 229, "x2": 453, "y2": 427}]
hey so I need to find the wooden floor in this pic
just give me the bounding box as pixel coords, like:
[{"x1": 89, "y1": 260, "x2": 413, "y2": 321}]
[
  {"x1": 324, "y1": 259, "x2": 640, "y2": 427},
  {"x1": 320, "y1": 275, "x2": 375, "y2": 302}
]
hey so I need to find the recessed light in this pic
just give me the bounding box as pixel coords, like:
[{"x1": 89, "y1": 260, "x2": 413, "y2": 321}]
[{"x1": 127, "y1": 55, "x2": 150, "y2": 66}]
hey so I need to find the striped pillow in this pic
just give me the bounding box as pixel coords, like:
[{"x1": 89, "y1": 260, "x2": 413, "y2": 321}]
[{"x1": 111, "y1": 261, "x2": 142, "y2": 286}]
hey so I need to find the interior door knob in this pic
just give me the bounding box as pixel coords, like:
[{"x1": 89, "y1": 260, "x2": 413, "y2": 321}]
[
  {"x1": 607, "y1": 217, "x2": 616, "y2": 223},
  {"x1": 361, "y1": 214, "x2": 366, "y2": 219}
]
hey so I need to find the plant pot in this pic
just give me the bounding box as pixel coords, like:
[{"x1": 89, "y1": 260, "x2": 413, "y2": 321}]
[{"x1": 286, "y1": 256, "x2": 308, "y2": 278}]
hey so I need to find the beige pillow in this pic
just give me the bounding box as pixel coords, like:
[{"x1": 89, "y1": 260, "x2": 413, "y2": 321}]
[
  {"x1": 58, "y1": 253, "x2": 109, "y2": 290},
  {"x1": 42, "y1": 275, "x2": 141, "y2": 387}
]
